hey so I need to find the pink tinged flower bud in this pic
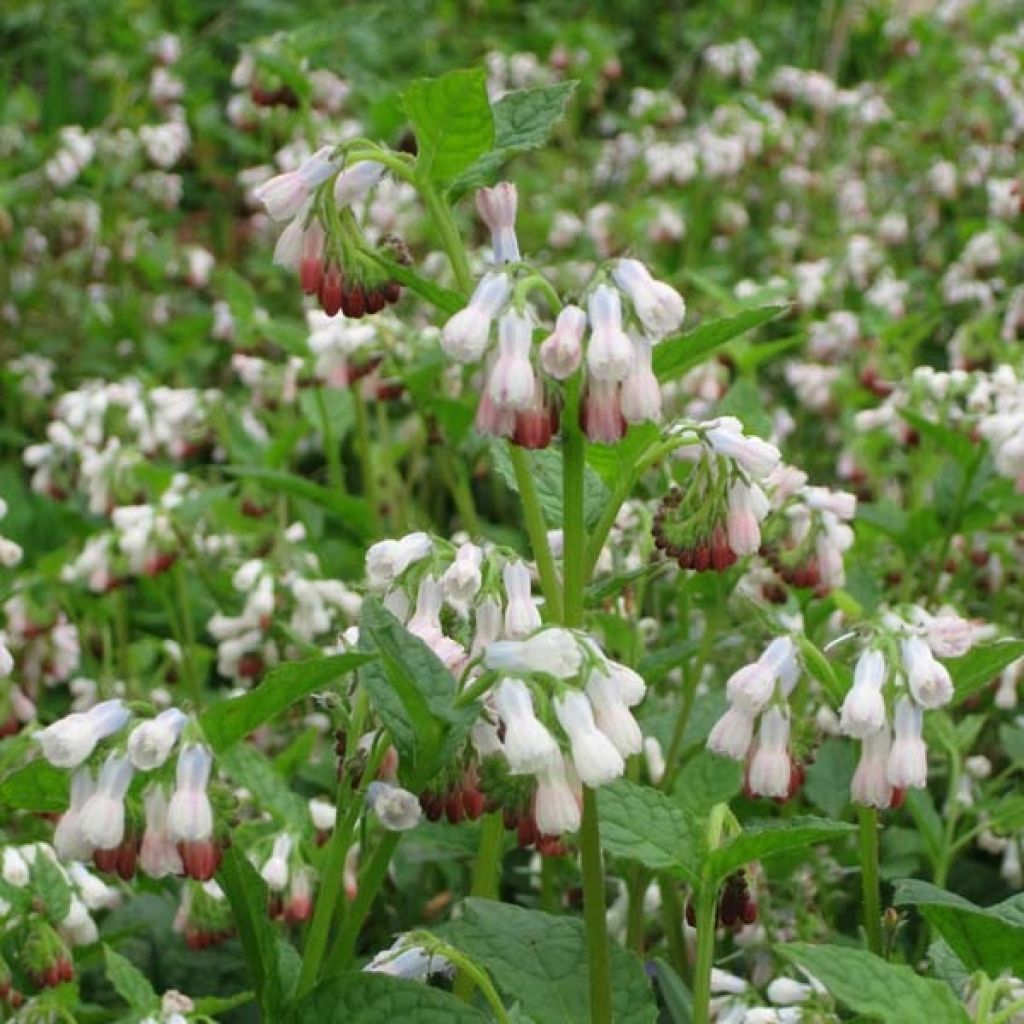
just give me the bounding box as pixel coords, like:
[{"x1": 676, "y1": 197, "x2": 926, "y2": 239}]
[
  {"x1": 488, "y1": 311, "x2": 536, "y2": 411},
  {"x1": 533, "y1": 752, "x2": 581, "y2": 834},
  {"x1": 36, "y1": 698, "x2": 130, "y2": 768},
  {"x1": 167, "y1": 743, "x2": 214, "y2": 843},
  {"x1": 261, "y1": 834, "x2": 293, "y2": 892},
  {"x1": 726, "y1": 480, "x2": 764, "y2": 557},
  {"x1": 923, "y1": 610, "x2": 974, "y2": 658},
  {"x1": 441, "y1": 273, "x2": 511, "y2": 363},
  {"x1": 611, "y1": 258, "x2": 686, "y2": 338},
  {"x1": 554, "y1": 690, "x2": 625, "y2": 787},
  {"x1": 747, "y1": 707, "x2": 791, "y2": 798},
  {"x1": 407, "y1": 576, "x2": 444, "y2": 647},
  {"x1": 644, "y1": 736, "x2": 666, "y2": 783},
  {"x1": 81, "y1": 753, "x2": 134, "y2": 850},
  {"x1": 620, "y1": 336, "x2": 662, "y2": 424},
  {"x1": 367, "y1": 781, "x2": 422, "y2": 831},
  {"x1": 476, "y1": 182, "x2": 521, "y2": 264},
  {"x1": 475, "y1": 372, "x2": 517, "y2": 438},
  {"x1": 540, "y1": 305, "x2": 586, "y2": 379},
  {"x1": 705, "y1": 419, "x2": 781, "y2": 479},
  {"x1": 484, "y1": 628, "x2": 582, "y2": 678},
  {"x1": 255, "y1": 146, "x2": 338, "y2": 221},
  {"x1": 850, "y1": 726, "x2": 894, "y2": 807},
  {"x1": 55, "y1": 767, "x2": 96, "y2": 861},
  {"x1": 139, "y1": 784, "x2": 184, "y2": 878},
  {"x1": 886, "y1": 696, "x2": 927, "y2": 789},
  {"x1": 585, "y1": 673, "x2": 643, "y2": 756},
  {"x1": 840, "y1": 650, "x2": 887, "y2": 738},
  {"x1": 493, "y1": 678, "x2": 559, "y2": 774},
  {"x1": 128, "y1": 707, "x2": 188, "y2": 771},
  {"x1": 502, "y1": 561, "x2": 542, "y2": 639},
  {"x1": 333, "y1": 161, "x2": 386, "y2": 207},
  {"x1": 586, "y1": 285, "x2": 633, "y2": 382},
  {"x1": 708, "y1": 707, "x2": 756, "y2": 760},
  {"x1": 901, "y1": 635, "x2": 953, "y2": 709},
  {"x1": 581, "y1": 378, "x2": 626, "y2": 444}
]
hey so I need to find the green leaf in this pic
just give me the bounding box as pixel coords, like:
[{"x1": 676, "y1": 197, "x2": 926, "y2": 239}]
[
  {"x1": 585, "y1": 423, "x2": 661, "y2": 489},
  {"x1": 201, "y1": 652, "x2": 372, "y2": 754},
  {"x1": 891, "y1": 880, "x2": 1024, "y2": 975},
  {"x1": 358, "y1": 598, "x2": 478, "y2": 791},
  {"x1": 652, "y1": 958, "x2": 693, "y2": 1024},
  {"x1": 803, "y1": 738, "x2": 856, "y2": 818},
  {"x1": 492, "y1": 445, "x2": 609, "y2": 529},
  {"x1": 220, "y1": 743, "x2": 309, "y2": 832},
  {"x1": 217, "y1": 846, "x2": 294, "y2": 1020},
  {"x1": 654, "y1": 307, "x2": 784, "y2": 383},
  {"x1": 716, "y1": 377, "x2": 772, "y2": 438},
  {"x1": 452, "y1": 81, "x2": 578, "y2": 195},
  {"x1": 440, "y1": 898, "x2": 657, "y2": 1024},
  {"x1": 899, "y1": 410, "x2": 977, "y2": 466},
  {"x1": 103, "y1": 945, "x2": 159, "y2": 1012},
  {"x1": 293, "y1": 972, "x2": 489, "y2": 1023},
  {"x1": 0, "y1": 758, "x2": 69, "y2": 812},
  {"x1": 403, "y1": 68, "x2": 495, "y2": 185},
  {"x1": 947, "y1": 641, "x2": 1024, "y2": 706},
  {"x1": 709, "y1": 818, "x2": 854, "y2": 882},
  {"x1": 597, "y1": 779, "x2": 704, "y2": 884},
  {"x1": 33, "y1": 851, "x2": 72, "y2": 924},
  {"x1": 673, "y1": 751, "x2": 742, "y2": 817},
  {"x1": 1001, "y1": 724, "x2": 1024, "y2": 764},
  {"x1": 903, "y1": 788, "x2": 944, "y2": 870},
  {"x1": 778, "y1": 943, "x2": 970, "y2": 1024}
]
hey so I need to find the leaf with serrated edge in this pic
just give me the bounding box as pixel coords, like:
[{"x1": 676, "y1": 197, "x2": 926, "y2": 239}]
[
  {"x1": 104, "y1": 945, "x2": 159, "y2": 1012},
  {"x1": 947, "y1": 641, "x2": 1024, "y2": 706},
  {"x1": 440, "y1": 898, "x2": 657, "y2": 1024},
  {"x1": 779, "y1": 943, "x2": 969, "y2": 1024},
  {"x1": 201, "y1": 652, "x2": 372, "y2": 753},
  {"x1": 709, "y1": 818, "x2": 854, "y2": 882}
]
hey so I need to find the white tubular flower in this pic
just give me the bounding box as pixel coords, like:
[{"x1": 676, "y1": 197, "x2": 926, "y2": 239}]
[
  {"x1": 921, "y1": 608, "x2": 974, "y2": 658},
  {"x1": 493, "y1": 678, "x2": 559, "y2": 774},
  {"x1": 476, "y1": 181, "x2": 520, "y2": 263},
  {"x1": 139, "y1": 784, "x2": 183, "y2": 878},
  {"x1": 611, "y1": 258, "x2": 686, "y2": 338},
  {"x1": 365, "y1": 531, "x2": 432, "y2": 591},
  {"x1": 726, "y1": 479, "x2": 767, "y2": 557},
  {"x1": 488, "y1": 311, "x2": 536, "y2": 411},
  {"x1": 62, "y1": 896, "x2": 99, "y2": 947},
  {"x1": 261, "y1": 834, "x2": 293, "y2": 892},
  {"x1": 442, "y1": 543, "x2": 483, "y2": 607},
  {"x1": 502, "y1": 561, "x2": 542, "y2": 639},
  {"x1": 901, "y1": 635, "x2": 953, "y2": 709},
  {"x1": 441, "y1": 273, "x2": 511, "y2": 363},
  {"x1": 333, "y1": 160, "x2": 385, "y2": 207},
  {"x1": 534, "y1": 752, "x2": 582, "y2": 834},
  {"x1": 471, "y1": 596, "x2": 504, "y2": 658},
  {"x1": 767, "y1": 979, "x2": 815, "y2": 1006},
  {"x1": 586, "y1": 285, "x2": 633, "y2": 382},
  {"x1": 540, "y1": 305, "x2": 586, "y2": 379},
  {"x1": 839, "y1": 649, "x2": 888, "y2": 738},
  {"x1": 726, "y1": 638, "x2": 796, "y2": 714},
  {"x1": 485, "y1": 628, "x2": 582, "y2": 678},
  {"x1": 0, "y1": 633, "x2": 13, "y2": 677},
  {"x1": 309, "y1": 797, "x2": 337, "y2": 832},
  {"x1": 127, "y1": 707, "x2": 188, "y2": 771},
  {"x1": 2, "y1": 847, "x2": 29, "y2": 886},
  {"x1": 0, "y1": 537, "x2": 21, "y2": 567},
  {"x1": 620, "y1": 336, "x2": 662, "y2": 423},
  {"x1": 166, "y1": 743, "x2": 214, "y2": 842},
  {"x1": 886, "y1": 697, "x2": 927, "y2": 789},
  {"x1": 366, "y1": 936, "x2": 451, "y2": 980},
  {"x1": 704, "y1": 418, "x2": 781, "y2": 478},
  {"x1": 554, "y1": 690, "x2": 625, "y2": 787},
  {"x1": 586, "y1": 672, "x2": 643, "y2": 756},
  {"x1": 707, "y1": 706, "x2": 756, "y2": 760},
  {"x1": 68, "y1": 862, "x2": 116, "y2": 911},
  {"x1": 367, "y1": 782, "x2": 422, "y2": 831},
  {"x1": 407, "y1": 576, "x2": 444, "y2": 646},
  {"x1": 81, "y1": 753, "x2": 134, "y2": 850},
  {"x1": 254, "y1": 146, "x2": 338, "y2": 221},
  {"x1": 36, "y1": 698, "x2": 130, "y2": 768},
  {"x1": 599, "y1": 658, "x2": 646, "y2": 706},
  {"x1": 747, "y1": 707, "x2": 791, "y2": 798},
  {"x1": 54, "y1": 767, "x2": 95, "y2": 861},
  {"x1": 644, "y1": 736, "x2": 666, "y2": 783}
]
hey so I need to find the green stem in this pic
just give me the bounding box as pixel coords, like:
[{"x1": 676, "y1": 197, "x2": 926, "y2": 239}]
[
  {"x1": 353, "y1": 386, "x2": 379, "y2": 518},
  {"x1": 174, "y1": 564, "x2": 201, "y2": 709},
  {"x1": 510, "y1": 444, "x2": 563, "y2": 621},
  {"x1": 858, "y1": 808, "x2": 884, "y2": 957},
  {"x1": 416, "y1": 938, "x2": 510, "y2": 1024},
  {"x1": 580, "y1": 787, "x2": 613, "y2": 1024},
  {"x1": 438, "y1": 447, "x2": 482, "y2": 538},
  {"x1": 625, "y1": 866, "x2": 649, "y2": 955},
  {"x1": 419, "y1": 177, "x2": 473, "y2": 294},
  {"x1": 691, "y1": 882, "x2": 718, "y2": 1024},
  {"x1": 324, "y1": 830, "x2": 402, "y2": 975},
  {"x1": 659, "y1": 877, "x2": 688, "y2": 979},
  {"x1": 315, "y1": 387, "x2": 344, "y2": 493}
]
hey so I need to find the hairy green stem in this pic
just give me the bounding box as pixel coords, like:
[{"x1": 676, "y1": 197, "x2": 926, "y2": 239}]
[
  {"x1": 858, "y1": 808, "x2": 885, "y2": 957},
  {"x1": 510, "y1": 444, "x2": 563, "y2": 621},
  {"x1": 659, "y1": 877, "x2": 688, "y2": 979},
  {"x1": 315, "y1": 386, "x2": 344, "y2": 493},
  {"x1": 419, "y1": 176, "x2": 473, "y2": 294},
  {"x1": 580, "y1": 786, "x2": 613, "y2": 1024},
  {"x1": 691, "y1": 882, "x2": 718, "y2": 1024}
]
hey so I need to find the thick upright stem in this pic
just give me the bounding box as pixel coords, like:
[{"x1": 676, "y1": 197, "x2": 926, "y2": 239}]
[
  {"x1": 419, "y1": 177, "x2": 473, "y2": 295},
  {"x1": 858, "y1": 807, "x2": 884, "y2": 956},
  {"x1": 691, "y1": 883, "x2": 718, "y2": 1024},
  {"x1": 510, "y1": 444, "x2": 563, "y2": 621}
]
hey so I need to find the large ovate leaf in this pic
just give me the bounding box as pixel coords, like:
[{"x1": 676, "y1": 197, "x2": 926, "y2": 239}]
[
  {"x1": 440, "y1": 899, "x2": 657, "y2": 1024},
  {"x1": 358, "y1": 598, "x2": 479, "y2": 790},
  {"x1": 779, "y1": 943, "x2": 969, "y2": 1024},
  {"x1": 200, "y1": 652, "x2": 372, "y2": 753},
  {"x1": 947, "y1": 640, "x2": 1024, "y2": 705},
  {"x1": 104, "y1": 945, "x2": 159, "y2": 1013},
  {"x1": 654, "y1": 306, "x2": 784, "y2": 383},
  {"x1": 709, "y1": 818, "x2": 854, "y2": 882},
  {"x1": 293, "y1": 972, "x2": 489, "y2": 1023},
  {"x1": 0, "y1": 757, "x2": 69, "y2": 812},
  {"x1": 598, "y1": 779, "x2": 704, "y2": 884},
  {"x1": 892, "y1": 879, "x2": 1024, "y2": 975},
  {"x1": 403, "y1": 68, "x2": 495, "y2": 185}
]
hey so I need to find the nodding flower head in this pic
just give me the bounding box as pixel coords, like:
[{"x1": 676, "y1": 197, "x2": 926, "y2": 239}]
[
  {"x1": 540, "y1": 305, "x2": 586, "y2": 380},
  {"x1": 553, "y1": 690, "x2": 625, "y2": 788},
  {"x1": 166, "y1": 743, "x2": 214, "y2": 843},
  {"x1": 127, "y1": 707, "x2": 188, "y2": 771},
  {"x1": 533, "y1": 752, "x2": 581, "y2": 835},
  {"x1": 487, "y1": 311, "x2": 536, "y2": 412},
  {"x1": 254, "y1": 146, "x2": 339, "y2": 222},
  {"x1": 586, "y1": 285, "x2": 633, "y2": 383},
  {"x1": 901, "y1": 634, "x2": 953, "y2": 709},
  {"x1": 611, "y1": 258, "x2": 686, "y2": 338},
  {"x1": 886, "y1": 696, "x2": 927, "y2": 789},
  {"x1": 746, "y1": 706, "x2": 792, "y2": 799},
  {"x1": 36, "y1": 699, "x2": 130, "y2": 768},
  {"x1": 441, "y1": 273, "x2": 511, "y2": 363},
  {"x1": 839, "y1": 649, "x2": 888, "y2": 738},
  {"x1": 493, "y1": 677, "x2": 560, "y2": 775},
  {"x1": 80, "y1": 753, "x2": 134, "y2": 851}
]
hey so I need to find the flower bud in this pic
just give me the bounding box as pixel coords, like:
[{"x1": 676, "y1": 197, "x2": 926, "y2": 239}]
[
  {"x1": 476, "y1": 182, "x2": 520, "y2": 264},
  {"x1": 611, "y1": 258, "x2": 686, "y2": 338},
  {"x1": 367, "y1": 781, "x2": 422, "y2": 831},
  {"x1": 128, "y1": 707, "x2": 188, "y2": 771},
  {"x1": 36, "y1": 699, "x2": 130, "y2": 768},
  {"x1": 540, "y1": 305, "x2": 586, "y2": 379}
]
